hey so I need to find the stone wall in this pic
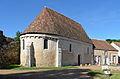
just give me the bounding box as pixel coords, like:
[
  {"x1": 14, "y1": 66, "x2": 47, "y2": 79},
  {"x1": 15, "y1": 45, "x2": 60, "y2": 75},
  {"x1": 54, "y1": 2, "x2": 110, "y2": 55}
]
[
  {"x1": 102, "y1": 65, "x2": 120, "y2": 71},
  {"x1": 20, "y1": 34, "x2": 94, "y2": 67},
  {"x1": 62, "y1": 50, "x2": 75, "y2": 65},
  {"x1": 0, "y1": 30, "x2": 20, "y2": 67},
  {"x1": 20, "y1": 34, "x2": 57, "y2": 67},
  {"x1": 58, "y1": 37, "x2": 93, "y2": 66},
  {"x1": 0, "y1": 30, "x2": 5, "y2": 46}
]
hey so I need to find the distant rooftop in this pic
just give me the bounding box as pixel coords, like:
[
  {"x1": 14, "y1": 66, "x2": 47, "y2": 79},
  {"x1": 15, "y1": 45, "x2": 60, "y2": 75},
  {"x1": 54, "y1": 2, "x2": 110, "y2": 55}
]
[
  {"x1": 112, "y1": 42, "x2": 120, "y2": 48},
  {"x1": 92, "y1": 39, "x2": 117, "y2": 51}
]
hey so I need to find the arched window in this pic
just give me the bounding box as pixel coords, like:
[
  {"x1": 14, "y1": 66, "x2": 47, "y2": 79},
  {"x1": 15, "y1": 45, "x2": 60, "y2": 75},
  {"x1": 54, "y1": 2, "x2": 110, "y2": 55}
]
[
  {"x1": 23, "y1": 39, "x2": 25, "y2": 50},
  {"x1": 44, "y1": 39, "x2": 48, "y2": 49}
]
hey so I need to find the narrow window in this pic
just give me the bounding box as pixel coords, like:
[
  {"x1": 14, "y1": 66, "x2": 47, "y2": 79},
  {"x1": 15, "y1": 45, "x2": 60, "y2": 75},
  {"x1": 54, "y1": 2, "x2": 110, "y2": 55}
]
[
  {"x1": 87, "y1": 47, "x2": 89, "y2": 54},
  {"x1": 23, "y1": 39, "x2": 25, "y2": 50},
  {"x1": 44, "y1": 39, "x2": 48, "y2": 49},
  {"x1": 69, "y1": 44, "x2": 72, "y2": 52}
]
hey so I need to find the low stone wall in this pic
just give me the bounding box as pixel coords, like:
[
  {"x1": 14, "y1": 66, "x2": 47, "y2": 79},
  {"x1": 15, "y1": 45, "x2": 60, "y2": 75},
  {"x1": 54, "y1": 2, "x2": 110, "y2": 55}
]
[
  {"x1": 102, "y1": 65, "x2": 120, "y2": 71},
  {"x1": 109, "y1": 66, "x2": 120, "y2": 71}
]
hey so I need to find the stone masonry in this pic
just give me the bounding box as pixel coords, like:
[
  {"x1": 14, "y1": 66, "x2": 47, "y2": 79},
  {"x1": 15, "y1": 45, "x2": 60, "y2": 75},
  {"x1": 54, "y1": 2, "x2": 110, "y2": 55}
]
[{"x1": 0, "y1": 30, "x2": 20, "y2": 67}]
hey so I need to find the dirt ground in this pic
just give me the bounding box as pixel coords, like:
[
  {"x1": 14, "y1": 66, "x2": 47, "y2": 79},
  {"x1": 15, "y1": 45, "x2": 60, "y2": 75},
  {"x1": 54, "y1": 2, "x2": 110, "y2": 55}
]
[
  {"x1": 78, "y1": 65, "x2": 101, "y2": 70},
  {"x1": 0, "y1": 66, "x2": 101, "y2": 79}
]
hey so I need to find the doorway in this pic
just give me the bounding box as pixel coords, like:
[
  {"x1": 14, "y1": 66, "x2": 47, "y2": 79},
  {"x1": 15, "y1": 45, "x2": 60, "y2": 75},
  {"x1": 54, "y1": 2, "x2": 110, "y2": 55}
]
[
  {"x1": 78, "y1": 55, "x2": 80, "y2": 65},
  {"x1": 118, "y1": 56, "x2": 120, "y2": 63},
  {"x1": 113, "y1": 56, "x2": 116, "y2": 64}
]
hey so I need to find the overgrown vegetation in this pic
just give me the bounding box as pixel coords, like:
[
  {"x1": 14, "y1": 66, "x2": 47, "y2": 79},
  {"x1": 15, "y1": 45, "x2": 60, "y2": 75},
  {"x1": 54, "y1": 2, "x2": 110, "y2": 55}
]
[
  {"x1": 0, "y1": 65, "x2": 78, "y2": 70},
  {"x1": 106, "y1": 39, "x2": 120, "y2": 43},
  {"x1": 14, "y1": 31, "x2": 21, "y2": 43}
]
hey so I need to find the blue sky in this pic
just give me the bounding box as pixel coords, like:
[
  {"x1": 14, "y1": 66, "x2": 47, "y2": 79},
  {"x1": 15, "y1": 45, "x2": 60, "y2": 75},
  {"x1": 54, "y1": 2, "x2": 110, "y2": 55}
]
[{"x1": 0, "y1": 0, "x2": 120, "y2": 40}]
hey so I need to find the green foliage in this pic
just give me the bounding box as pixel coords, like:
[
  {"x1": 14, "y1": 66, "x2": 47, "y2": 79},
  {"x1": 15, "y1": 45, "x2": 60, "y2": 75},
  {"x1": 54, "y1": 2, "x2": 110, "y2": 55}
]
[
  {"x1": 106, "y1": 39, "x2": 120, "y2": 44},
  {"x1": 14, "y1": 31, "x2": 21, "y2": 43},
  {"x1": 14, "y1": 66, "x2": 78, "y2": 70},
  {"x1": 103, "y1": 69, "x2": 110, "y2": 71}
]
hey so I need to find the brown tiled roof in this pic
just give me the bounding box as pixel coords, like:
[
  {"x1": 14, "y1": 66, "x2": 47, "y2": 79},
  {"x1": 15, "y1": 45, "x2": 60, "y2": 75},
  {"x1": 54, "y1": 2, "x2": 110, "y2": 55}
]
[
  {"x1": 113, "y1": 42, "x2": 120, "y2": 48},
  {"x1": 92, "y1": 39, "x2": 117, "y2": 51},
  {"x1": 21, "y1": 7, "x2": 92, "y2": 44}
]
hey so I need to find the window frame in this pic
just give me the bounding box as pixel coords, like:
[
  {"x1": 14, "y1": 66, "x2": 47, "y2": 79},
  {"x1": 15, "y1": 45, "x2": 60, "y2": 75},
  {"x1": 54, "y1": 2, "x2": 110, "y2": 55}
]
[
  {"x1": 87, "y1": 47, "x2": 89, "y2": 54},
  {"x1": 23, "y1": 39, "x2": 25, "y2": 50},
  {"x1": 44, "y1": 39, "x2": 48, "y2": 50}
]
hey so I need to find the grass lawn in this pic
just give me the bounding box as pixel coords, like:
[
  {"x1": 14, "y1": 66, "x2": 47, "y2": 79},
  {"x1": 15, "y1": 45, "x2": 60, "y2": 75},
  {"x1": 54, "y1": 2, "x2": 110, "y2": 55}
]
[
  {"x1": 88, "y1": 70, "x2": 120, "y2": 79},
  {"x1": 0, "y1": 65, "x2": 78, "y2": 70}
]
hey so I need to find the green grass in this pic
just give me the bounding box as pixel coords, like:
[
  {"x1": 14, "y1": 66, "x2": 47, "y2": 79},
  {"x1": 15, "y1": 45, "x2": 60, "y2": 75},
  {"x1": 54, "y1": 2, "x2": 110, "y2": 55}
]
[
  {"x1": 15, "y1": 66, "x2": 78, "y2": 70},
  {"x1": 0, "y1": 65, "x2": 78, "y2": 70},
  {"x1": 0, "y1": 65, "x2": 20, "y2": 69},
  {"x1": 88, "y1": 70, "x2": 120, "y2": 79}
]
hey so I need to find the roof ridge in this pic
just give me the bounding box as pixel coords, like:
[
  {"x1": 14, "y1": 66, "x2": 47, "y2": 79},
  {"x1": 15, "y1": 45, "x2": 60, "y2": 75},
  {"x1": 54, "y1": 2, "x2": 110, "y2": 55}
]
[
  {"x1": 22, "y1": 7, "x2": 46, "y2": 34},
  {"x1": 92, "y1": 39, "x2": 106, "y2": 41},
  {"x1": 45, "y1": 7, "x2": 82, "y2": 26}
]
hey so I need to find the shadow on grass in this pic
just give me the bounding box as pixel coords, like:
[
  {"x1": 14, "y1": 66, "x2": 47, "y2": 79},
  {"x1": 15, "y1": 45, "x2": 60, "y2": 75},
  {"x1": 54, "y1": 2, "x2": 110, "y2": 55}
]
[
  {"x1": 0, "y1": 69, "x2": 94, "y2": 79},
  {"x1": 88, "y1": 71, "x2": 103, "y2": 77}
]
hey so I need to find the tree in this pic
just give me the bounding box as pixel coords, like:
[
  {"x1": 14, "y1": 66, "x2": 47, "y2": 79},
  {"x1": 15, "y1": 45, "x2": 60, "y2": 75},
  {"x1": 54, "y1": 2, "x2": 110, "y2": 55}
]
[
  {"x1": 106, "y1": 39, "x2": 120, "y2": 44},
  {"x1": 106, "y1": 39, "x2": 112, "y2": 44},
  {"x1": 14, "y1": 31, "x2": 21, "y2": 43}
]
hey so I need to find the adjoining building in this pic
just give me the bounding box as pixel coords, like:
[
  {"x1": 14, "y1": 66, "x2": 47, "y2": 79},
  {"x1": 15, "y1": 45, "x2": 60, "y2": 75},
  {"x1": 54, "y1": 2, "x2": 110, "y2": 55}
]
[
  {"x1": 92, "y1": 39, "x2": 118, "y2": 65},
  {"x1": 20, "y1": 7, "x2": 94, "y2": 67},
  {"x1": 111, "y1": 42, "x2": 120, "y2": 63}
]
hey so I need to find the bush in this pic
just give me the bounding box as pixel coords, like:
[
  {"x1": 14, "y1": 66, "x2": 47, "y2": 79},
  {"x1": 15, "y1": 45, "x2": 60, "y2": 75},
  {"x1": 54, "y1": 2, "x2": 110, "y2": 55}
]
[{"x1": 103, "y1": 69, "x2": 110, "y2": 71}]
